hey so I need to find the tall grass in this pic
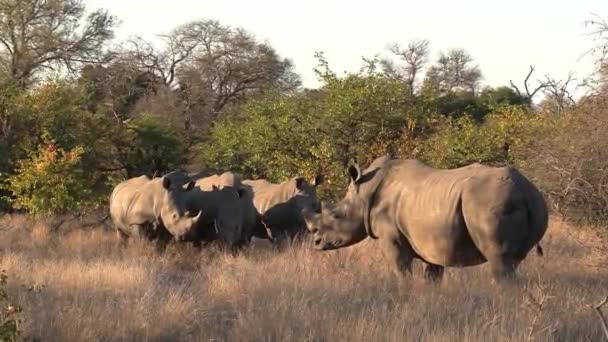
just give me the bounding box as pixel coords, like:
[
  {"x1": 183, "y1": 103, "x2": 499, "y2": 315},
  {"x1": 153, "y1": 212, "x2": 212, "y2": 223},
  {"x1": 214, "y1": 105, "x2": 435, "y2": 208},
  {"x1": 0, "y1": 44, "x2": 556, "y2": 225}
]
[{"x1": 0, "y1": 215, "x2": 606, "y2": 341}]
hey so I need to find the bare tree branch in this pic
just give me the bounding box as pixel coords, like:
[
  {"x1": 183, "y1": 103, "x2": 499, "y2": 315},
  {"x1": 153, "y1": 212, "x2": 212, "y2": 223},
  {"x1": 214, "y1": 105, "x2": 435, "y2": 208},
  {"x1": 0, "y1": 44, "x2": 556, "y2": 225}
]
[{"x1": 509, "y1": 65, "x2": 549, "y2": 103}]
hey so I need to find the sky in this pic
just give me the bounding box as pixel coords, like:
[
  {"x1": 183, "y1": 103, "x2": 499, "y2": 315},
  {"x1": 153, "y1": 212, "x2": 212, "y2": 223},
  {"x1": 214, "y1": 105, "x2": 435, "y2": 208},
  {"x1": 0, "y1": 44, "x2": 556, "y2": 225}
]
[{"x1": 86, "y1": 0, "x2": 608, "y2": 91}]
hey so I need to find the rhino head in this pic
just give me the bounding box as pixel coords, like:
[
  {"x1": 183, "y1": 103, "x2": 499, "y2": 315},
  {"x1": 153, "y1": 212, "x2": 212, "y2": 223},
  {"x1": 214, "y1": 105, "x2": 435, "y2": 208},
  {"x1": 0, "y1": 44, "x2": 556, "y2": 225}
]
[
  {"x1": 304, "y1": 161, "x2": 374, "y2": 251},
  {"x1": 158, "y1": 176, "x2": 203, "y2": 241},
  {"x1": 291, "y1": 175, "x2": 324, "y2": 231}
]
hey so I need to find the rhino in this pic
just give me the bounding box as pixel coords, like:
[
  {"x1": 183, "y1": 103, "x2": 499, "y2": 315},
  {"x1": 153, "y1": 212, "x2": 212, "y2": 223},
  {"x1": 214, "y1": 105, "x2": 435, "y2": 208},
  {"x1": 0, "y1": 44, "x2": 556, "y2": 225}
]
[
  {"x1": 243, "y1": 175, "x2": 324, "y2": 245},
  {"x1": 181, "y1": 177, "x2": 248, "y2": 252},
  {"x1": 195, "y1": 171, "x2": 243, "y2": 191},
  {"x1": 109, "y1": 172, "x2": 203, "y2": 252},
  {"x1": 194, "y1": 171, "x2": 259, "y2": 249},
  {"x1": 305, "y1": 156, "x2": 548, "y2": 282}
]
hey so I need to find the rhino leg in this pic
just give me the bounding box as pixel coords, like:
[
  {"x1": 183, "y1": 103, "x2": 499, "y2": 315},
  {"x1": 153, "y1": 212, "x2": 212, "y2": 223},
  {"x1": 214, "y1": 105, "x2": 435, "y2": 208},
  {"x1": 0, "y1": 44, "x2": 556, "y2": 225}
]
[
  {"x1": 489, "y1": 256, "x2": 520, "y2": 282},
  {"x1": 381, "y1": 236, "x2": 414, "y2": 278},
  {"x1": 154, "y1": 238, "x2": 169, "y2": 254},
  {"x1": 423, "y1": 263, "x2": 444, "y2": 283},
  {"x1": 116, "y1": 229, "x2": 129, "y2": 248},
  {"x1": 154, "y1": 228, "x2": 173, "y2": 254}
]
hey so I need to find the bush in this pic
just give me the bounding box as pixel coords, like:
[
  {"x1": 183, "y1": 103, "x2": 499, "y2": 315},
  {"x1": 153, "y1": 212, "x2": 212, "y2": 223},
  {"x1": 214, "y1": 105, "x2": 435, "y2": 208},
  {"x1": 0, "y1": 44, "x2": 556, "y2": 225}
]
[
  {"x1": 522, "y1": 98, "x2": 608, "y2": 223},
  {"x1": 200, "y1": 58, "x2": 433, "y2": 198},
  {"x1": 3, "y1": 143, "x2": 99, "y2": 216},
  {"x1": 420, "y1": 105, "x2": 545, "y2": 169},
  {"x1": 115, "y1": 113, "x2": 189, "y2": 177}
]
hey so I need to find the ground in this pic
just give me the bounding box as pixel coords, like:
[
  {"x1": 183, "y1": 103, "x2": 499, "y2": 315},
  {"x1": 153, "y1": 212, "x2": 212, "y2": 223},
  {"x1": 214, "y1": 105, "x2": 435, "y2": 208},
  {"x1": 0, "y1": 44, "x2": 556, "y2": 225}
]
[{"x1": 0, "y1": 215, "x2": 607, "y2": 341}]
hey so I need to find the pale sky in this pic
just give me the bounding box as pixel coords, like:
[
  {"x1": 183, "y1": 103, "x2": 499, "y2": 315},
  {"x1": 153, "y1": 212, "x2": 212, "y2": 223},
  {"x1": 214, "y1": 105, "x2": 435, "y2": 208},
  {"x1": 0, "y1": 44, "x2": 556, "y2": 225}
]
[{"x1": 86, "y1": 0, "x2": 608, "y2": 91}]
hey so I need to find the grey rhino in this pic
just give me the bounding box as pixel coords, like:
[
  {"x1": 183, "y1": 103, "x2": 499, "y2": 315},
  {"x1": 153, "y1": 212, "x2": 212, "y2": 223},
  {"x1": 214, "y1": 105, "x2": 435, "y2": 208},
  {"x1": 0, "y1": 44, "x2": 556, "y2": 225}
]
[
  {"x1": 305, "y1": 156, "x2": 548, "y2": 282},
  {"x1": 195, "y1": 171, "x2": 243, "y2": 191},
  {"x1": 194, "y1": 171, "x2": 259, "y2": 249},
  {"x1": 109, "y1": 172, "x2": 203, "y2": 252},
  {"x1": 243, "y1": 175, "x2": 324, "y2": 245},
  {"x1": 182, "y1": 177, "x2": 248, "y2": 252}
]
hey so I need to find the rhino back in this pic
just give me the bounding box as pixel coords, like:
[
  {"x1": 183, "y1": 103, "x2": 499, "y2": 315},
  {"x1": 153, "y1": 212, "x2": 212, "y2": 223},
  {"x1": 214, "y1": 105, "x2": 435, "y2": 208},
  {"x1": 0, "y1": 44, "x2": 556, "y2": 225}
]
[
  {"x1": 243, "y1": 179, "x2": 300, "y2": 216},
  {"x1": 196, "y1": 171, "x2": 242, "y2": 191}
]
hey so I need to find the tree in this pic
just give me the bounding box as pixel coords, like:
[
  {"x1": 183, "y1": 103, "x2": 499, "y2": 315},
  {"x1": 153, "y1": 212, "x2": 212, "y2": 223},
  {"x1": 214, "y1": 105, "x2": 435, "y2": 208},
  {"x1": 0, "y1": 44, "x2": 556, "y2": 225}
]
[
  {"x1": 539, "y1": 73, "x2": 576, "y2": 115},
  {"x1": 584, "y1": 14, "x2": 608, "y2": 95},
  {"x1": 509, "y1": 65, "x2": 548, "y2": 105},
  {"x1": 424, "y1": 48, "x2": 483, "y2": 95},
  {"x1": 173, "y1": 19, "x2": 301, "y2": 131},
  {"x1": 381, "y1": 39, "x2": 430, "y2": 95},
  {"x1": 78, "y1": 63, "x2": 158, "y2": 121},
  {"x1": 0, "y1": 0, "x2": 117, "y2": 88}
]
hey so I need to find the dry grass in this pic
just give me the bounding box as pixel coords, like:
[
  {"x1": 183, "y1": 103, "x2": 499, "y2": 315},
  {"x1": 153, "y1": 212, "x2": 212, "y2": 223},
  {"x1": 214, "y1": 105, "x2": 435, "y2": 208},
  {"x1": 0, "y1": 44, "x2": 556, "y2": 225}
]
[{"x1": 0, "y1": 215, "x2": 607, "y2": 341}]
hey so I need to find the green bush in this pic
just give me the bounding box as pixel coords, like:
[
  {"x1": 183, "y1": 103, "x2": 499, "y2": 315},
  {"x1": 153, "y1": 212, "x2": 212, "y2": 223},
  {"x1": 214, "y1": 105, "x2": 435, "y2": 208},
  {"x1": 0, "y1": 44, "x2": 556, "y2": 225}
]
[
  {"x1": 200, "y1": 58, "x2": 433, "y2": 198},
  {"x1": 3, "y1": 143, "x2": 99, "y2": 216},
  {"x1": 115, "y1": 113, "x2": 189, "y2": 177},
  {"x1": 420, "y1": 105, "x2": 545, "y2": 169}
]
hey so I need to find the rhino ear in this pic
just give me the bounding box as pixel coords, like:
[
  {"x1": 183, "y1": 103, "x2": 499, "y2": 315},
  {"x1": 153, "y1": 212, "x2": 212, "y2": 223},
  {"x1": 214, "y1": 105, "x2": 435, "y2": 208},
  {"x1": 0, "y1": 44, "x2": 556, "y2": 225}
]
[
  {"x1": 162, "y1": 177, "x2": 171, "y2": 190},
  {"x1": 237, "y1": 188, "x2": 246, "y2": 198},
  {"x1": 295, "y1": 176, "x2": 306, "y2": 190},
  {"x1": 184, "y1": 181, "x2": 195, "y2": 191},
  {"x1": 347, "y1": 159, "x2": 361, "y2": 183},
  {"x1": 313, "y1": 174, "x2": 324, "y2": 186}
]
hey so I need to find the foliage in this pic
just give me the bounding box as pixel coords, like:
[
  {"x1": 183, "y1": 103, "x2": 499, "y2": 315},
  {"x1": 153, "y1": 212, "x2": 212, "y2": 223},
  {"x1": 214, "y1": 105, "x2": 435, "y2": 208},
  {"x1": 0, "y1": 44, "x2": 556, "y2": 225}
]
[
  {"x1": 3, "y1": 143, "x2": 99, "y2": 216},
  {"x1": 522, "y1": 98, "x2": 608, "y2": 222},
  {"x1": 116, "y1": 113, "x2": 190, "y2": 177},
  {"x1": 0, "y1": 271, "x2": 23, "y2": 342},
  {"x1": 200, "y1": 57, "x2": 434, "y2": 197},
  {"x1": 420, "y1": 105, "x2": 546, "y2": 169},
  {"x1": 0, "y1": 0, "x2": 604, "y2": 226},
  {"x1": 0, "y1": 0, "x2": 117, "y2": 87}
]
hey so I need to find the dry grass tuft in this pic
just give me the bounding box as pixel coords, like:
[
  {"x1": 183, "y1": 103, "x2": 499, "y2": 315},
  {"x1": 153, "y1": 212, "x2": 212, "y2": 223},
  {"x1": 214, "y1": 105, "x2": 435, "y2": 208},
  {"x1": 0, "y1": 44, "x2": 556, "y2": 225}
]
[{"x1": 0, "y1": 214, "x2": 607, "y2": 341}]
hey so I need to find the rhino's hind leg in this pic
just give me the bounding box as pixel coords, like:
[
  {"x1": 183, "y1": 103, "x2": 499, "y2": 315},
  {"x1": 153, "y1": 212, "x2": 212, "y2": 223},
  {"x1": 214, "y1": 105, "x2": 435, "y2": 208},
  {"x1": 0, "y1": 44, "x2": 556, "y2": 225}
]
[
  {"x1": 489, "y1": 256, "x2": 520, "y2": 282},
  {"x1": 423, "y1": 263, "x2": 444, "y2": 283}
]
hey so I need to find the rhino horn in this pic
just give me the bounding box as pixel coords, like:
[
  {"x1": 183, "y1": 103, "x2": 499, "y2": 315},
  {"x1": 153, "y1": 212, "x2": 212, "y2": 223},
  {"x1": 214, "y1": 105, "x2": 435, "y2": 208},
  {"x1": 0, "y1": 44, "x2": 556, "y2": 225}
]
[
  {"x1": 192, "y1": 210, "x2": 203, "y2": 224},
  {"x1": 214, "y1": 219, "x2": 220, "y2": 234}
]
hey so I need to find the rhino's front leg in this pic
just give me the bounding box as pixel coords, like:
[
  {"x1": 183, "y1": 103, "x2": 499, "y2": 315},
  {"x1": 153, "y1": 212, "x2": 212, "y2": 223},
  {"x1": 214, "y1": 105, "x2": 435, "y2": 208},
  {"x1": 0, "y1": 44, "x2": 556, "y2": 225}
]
[
  {"x1": 381, "y1": 235, "x2": 414, "y2": 279},
  {"x1": 423, "y1": 263, "x2": 444, "y2": 283},
  {"x1": 115, "y1": 228, "x2": 129, "y2": 248}
]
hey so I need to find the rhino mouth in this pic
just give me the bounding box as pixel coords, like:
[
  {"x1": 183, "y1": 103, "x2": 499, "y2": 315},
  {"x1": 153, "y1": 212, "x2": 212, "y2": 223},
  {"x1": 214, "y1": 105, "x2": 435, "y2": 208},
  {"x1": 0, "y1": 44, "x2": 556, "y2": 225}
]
[{"x1": 313, "y1": 237, "x2": 342, "y2": 250}]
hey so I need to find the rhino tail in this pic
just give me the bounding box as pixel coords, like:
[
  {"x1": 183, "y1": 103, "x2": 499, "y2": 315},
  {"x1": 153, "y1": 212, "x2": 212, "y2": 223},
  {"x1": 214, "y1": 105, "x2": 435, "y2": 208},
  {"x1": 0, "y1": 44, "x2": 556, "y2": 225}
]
[{"x1": 521, "y1": 181, "x2": 549, "y2": 258}]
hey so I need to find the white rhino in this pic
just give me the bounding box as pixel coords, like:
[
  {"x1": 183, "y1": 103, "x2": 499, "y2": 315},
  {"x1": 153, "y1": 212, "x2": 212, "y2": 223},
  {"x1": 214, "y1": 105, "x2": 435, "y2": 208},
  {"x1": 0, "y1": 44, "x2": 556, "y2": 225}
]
[
  {"x1": 160, "y1": 170, "x2": 250, "y2": 252},
  {"x1": 243, "y1": 175, "x2": 324, "y2": 245},
  {"x1": 195, "y1": 171, "x2": 243, "y2": 191},
  {"x1": 305, "y1": 156, "x2": 548, "y2": 282},
  {"x1": 194, "y1": 171, "x2": 259, "y2": 249},
  {"x1": 109, "y1": 172, "x2": 203, "y2": 252}
]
